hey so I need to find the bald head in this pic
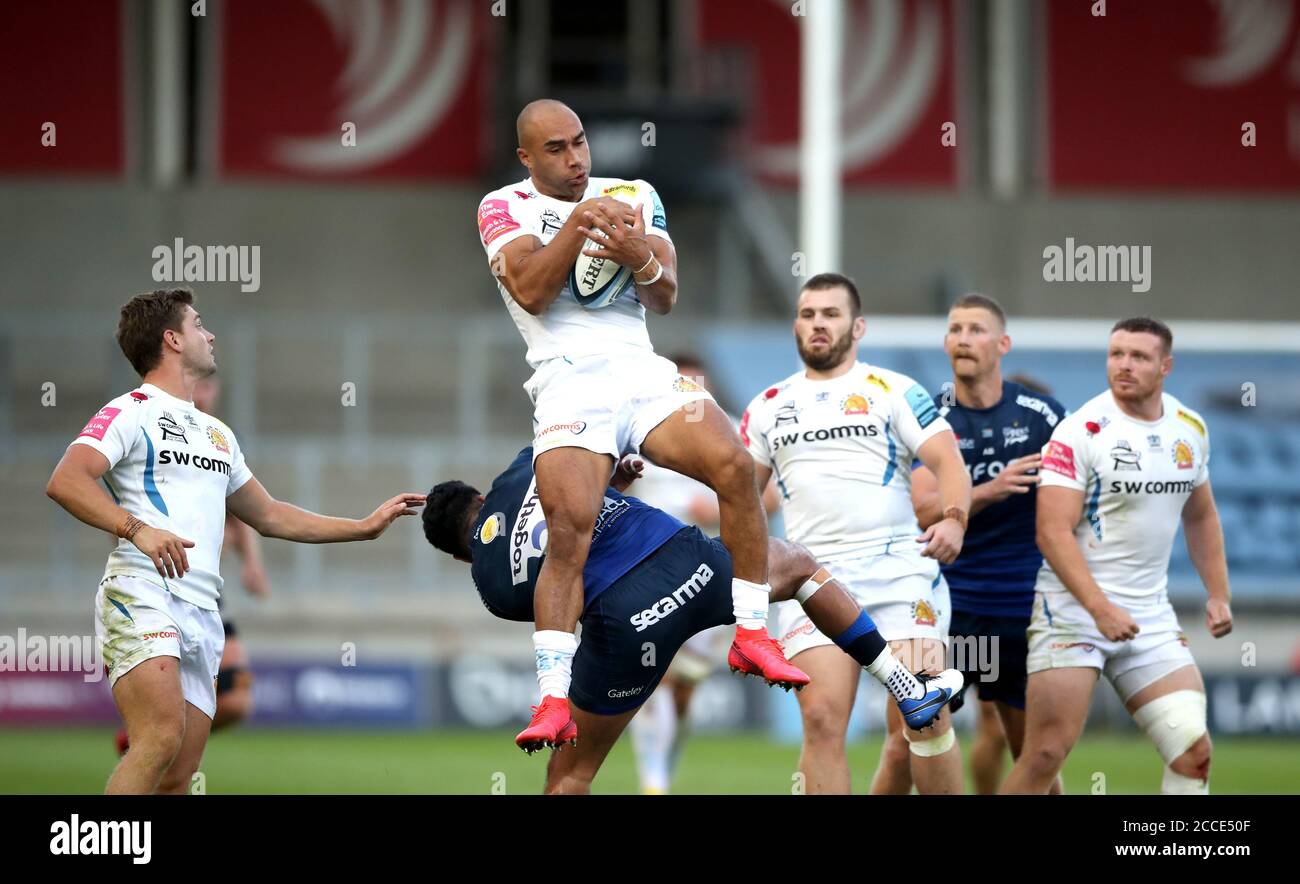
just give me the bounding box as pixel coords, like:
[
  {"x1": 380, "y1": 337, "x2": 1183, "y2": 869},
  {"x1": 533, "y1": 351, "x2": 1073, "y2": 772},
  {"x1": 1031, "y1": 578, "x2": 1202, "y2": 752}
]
[
  {"x1": 515, "y1": 99, "x2": 591, "y2": 201},
  {"x1": 516, "y1": 99, "x2": 581, "y2": 150}
]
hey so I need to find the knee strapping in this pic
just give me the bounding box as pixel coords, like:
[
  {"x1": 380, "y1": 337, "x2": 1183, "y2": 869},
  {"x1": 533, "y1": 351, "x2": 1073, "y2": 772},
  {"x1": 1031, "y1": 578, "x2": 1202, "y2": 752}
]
[
  {"x1": 1132, "y1": 690, "x2": 1207, "y2": 765},
  {"x1": 904, "y1": 726, "x2": 955, "y2": 757}
]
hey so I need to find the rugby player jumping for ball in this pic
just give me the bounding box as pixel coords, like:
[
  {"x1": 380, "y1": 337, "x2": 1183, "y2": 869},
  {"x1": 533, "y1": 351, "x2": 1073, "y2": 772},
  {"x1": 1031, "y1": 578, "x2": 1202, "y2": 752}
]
[
  {"x1": 423, "y1": 451, "x2": 963, "y2": 786},
  {"x1": 476, "y1": 100, "x2": 806, "y2": 753}
]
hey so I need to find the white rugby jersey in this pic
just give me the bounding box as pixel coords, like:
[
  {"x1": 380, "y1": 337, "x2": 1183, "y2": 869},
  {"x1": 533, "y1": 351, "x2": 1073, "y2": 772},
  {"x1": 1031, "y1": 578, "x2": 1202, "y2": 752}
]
[
  {"x1": 742, "y1": 363, "x2": 952, "y2": 562},
  {"x1": 476, "y1": 176, "x2": 672, "y2": 368},
  {"x1": 69, "y1": 383, "x2": 253, "y2": 610},
  {"x1": 1036, "y1": 389, "x2": 1210, "y2": 600}
]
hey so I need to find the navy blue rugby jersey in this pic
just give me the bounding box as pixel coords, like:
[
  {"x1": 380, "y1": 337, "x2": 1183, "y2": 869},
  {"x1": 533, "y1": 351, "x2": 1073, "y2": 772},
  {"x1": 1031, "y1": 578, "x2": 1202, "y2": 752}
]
[
  {"x1": 469, "y1": 448, "x2": 686, "y2": 622},
  {"x1": 933, "y1": 381, "x2": 1068, "y2": 619}
]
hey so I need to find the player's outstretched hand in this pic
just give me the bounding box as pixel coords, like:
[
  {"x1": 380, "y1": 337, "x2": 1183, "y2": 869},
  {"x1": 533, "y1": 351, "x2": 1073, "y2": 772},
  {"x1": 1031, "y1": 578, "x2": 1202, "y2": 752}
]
[
  {"x1": 578, "y1": 201, "x2": 652, "y2": 271},
  {"x1": 610, "y1": 454, "x2": 645, "y2": 492},
  {"x1": 916, "y1": 517, "x2": 964, "y2": 564},
  {"x1": 131, "y1": 526, "x2": 195, "y2": 580},
  {"x1": 1090, "y1": 600, "x2": 1140, "y2": 642},
  {"x1": 360, "y1": 493, "x2": 427, "y2": 540},
  {"x1": 1205, "y1": 597, "x2": 1233, "y2": 638},
  {"x1": 986, "y1": 454, "x2": 1041, "y2": 501}
]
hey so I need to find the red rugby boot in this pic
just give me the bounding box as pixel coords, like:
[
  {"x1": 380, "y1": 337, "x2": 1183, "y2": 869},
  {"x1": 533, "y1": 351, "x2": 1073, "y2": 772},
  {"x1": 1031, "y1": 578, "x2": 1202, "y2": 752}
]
[
  {"x1": 728, "y1": 625, "x2": 810, "y2": 691},
  {"x1": 515, "y1": 695, "x2": 578, "y2": 754}
]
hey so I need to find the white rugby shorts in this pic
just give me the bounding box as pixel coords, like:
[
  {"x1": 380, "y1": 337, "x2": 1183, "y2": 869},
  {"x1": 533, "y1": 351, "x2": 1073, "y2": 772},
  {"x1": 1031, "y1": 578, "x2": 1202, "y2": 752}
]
[
  {"x1": 772, "y1": 547, "x2": 951, "y2": 663},
  {"x1": 1025, "y1": 589, "x2": 1195, "y2": 697},
  {"x1": 94, "y1": 573, "x2": 225, "y2": 719},
  {"x1": 525, "y1": 351, "x2": 714, "y2": 462}
]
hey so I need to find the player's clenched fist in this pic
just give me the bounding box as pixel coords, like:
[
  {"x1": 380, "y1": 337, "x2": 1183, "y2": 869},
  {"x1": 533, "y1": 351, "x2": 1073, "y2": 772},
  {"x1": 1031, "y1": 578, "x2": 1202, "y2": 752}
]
[
  {"x1": 1088, "y1": 599, "x2": 1140, "y2": 642},
  {"x1": 916, "y1": 517, "x2": 965, "y2": 564},
  {"x1": 359, "y1": 493, "x2": 427, "y2": 540},
  {"x1": 130, "y1": 526, "x2": 195, "y2": 580},
  {"x1": 1205, "y1": 597, "x2": 1233, "y2": 638}
]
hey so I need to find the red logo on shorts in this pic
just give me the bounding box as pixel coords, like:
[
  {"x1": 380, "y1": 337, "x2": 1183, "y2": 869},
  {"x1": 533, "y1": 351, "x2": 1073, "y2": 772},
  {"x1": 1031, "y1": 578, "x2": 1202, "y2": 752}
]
[
  {"x1": 781, "y1": 621, "x2": 817, "y2": 644},
  {"x1": 538, "y1": 421, "x2": 587, "y2": 437}
]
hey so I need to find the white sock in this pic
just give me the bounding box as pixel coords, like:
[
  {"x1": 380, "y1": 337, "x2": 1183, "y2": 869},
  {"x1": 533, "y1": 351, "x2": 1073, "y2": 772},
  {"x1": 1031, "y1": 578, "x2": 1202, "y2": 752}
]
[
  {"x1": 630, "y1": 688, "x2": 676, "y2": 793},
  {"x1": 865, "y1": 647, "x2": 925, "y2": 701},
  {"x1": 732, "y1": 578, "x2": 770, "y2": 630},
  {"x1": 533, "y1": 630, "x2": 578, "y2": 700}
]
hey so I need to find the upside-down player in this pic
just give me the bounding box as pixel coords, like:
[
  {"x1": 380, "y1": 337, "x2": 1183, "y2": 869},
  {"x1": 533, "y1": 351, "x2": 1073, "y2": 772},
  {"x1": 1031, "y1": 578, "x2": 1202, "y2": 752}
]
[
  {"x1": 422, "y1": 449, "x2": 963, "y2": 792},
  {"x1": 46, "y1": 289, "x2": 426, "y2": 794},
  {"x1": 477, "y1": 99, "x2": 805, "y2": 753},
  {"x1": 1001, "y1": 317, "x2": 1233, "y2": 794}
]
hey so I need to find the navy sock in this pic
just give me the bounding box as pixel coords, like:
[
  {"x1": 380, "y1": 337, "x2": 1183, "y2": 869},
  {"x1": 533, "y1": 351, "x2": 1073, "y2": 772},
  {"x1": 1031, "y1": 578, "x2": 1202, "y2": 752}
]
[{"x1": 831, "y1": 610, "x2": 888, "y2": 668}]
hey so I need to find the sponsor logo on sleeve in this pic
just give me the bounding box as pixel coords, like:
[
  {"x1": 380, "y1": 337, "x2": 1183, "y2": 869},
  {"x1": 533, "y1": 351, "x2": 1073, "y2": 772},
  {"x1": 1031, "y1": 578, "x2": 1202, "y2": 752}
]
[
  {"x1": 865, "y1": 373, "x2": 891, "y2": 393},
  {"x1": 602, "y1": 183, "x2": 638, "y2": 198},
  {"x1": 903, "y1": 384, "x2": 939, "y2": 429},
  {"x1": 477, "y1": 198, "x2": 520, "y2": 246},
  {"x1": 649, "y1": 188, "x2": 667, "y2": 231},
  {"x1": 673, "y1": 375, "x2": 705, "y2": 394},
  {"x1": 78, "y1": 407, "x2": 122, "y2": 441},
  {"x1": 1176, "y1": 408, "x2": 1207, "y2": 437},
  {"x1": 1042, "y1": 439, "x2": 1077, "y2": 479}
]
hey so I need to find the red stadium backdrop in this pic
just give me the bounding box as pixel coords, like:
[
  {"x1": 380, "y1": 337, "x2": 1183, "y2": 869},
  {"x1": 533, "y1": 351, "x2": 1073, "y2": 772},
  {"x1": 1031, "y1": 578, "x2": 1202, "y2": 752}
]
[
  {"x1": 1045, "y1": 0, "x2": 1300, "y2": 191},
  {"x1": 214, "y1": 0, "x2": 485, "y2": 181},
  {"x1": 0, "y1": 0, "x2": 126, "y2": 176},
  {"x1": 696, "y1": 0, "x2": 960, "y2": 188}
]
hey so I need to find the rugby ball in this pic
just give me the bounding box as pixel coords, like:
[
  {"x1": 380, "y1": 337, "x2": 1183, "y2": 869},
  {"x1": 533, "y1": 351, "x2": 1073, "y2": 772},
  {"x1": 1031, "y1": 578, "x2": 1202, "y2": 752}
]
[{"x1": 569, "y1": 230, "x2": 635, "y2": 310}]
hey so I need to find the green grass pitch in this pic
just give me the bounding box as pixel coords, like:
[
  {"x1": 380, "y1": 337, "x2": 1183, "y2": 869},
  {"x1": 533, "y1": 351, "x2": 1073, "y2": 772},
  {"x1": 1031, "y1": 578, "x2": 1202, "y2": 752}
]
[{"x1": 0, "y1": 728, "x2": 1294, "y2": 794}]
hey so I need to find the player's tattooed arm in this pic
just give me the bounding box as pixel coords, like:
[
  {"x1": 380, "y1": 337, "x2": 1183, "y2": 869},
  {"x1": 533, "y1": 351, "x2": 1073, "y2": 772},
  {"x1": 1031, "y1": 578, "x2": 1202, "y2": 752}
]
[
  {"x1": 1181, "y1": 481, "x2": 1232, "y2": 637},
  {"x1": 1036, "y1": 485, "x2": 1139, "y2": 641},
  {"x1": 226, "y1": 476, "x2": 425, "y2": 543}
]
